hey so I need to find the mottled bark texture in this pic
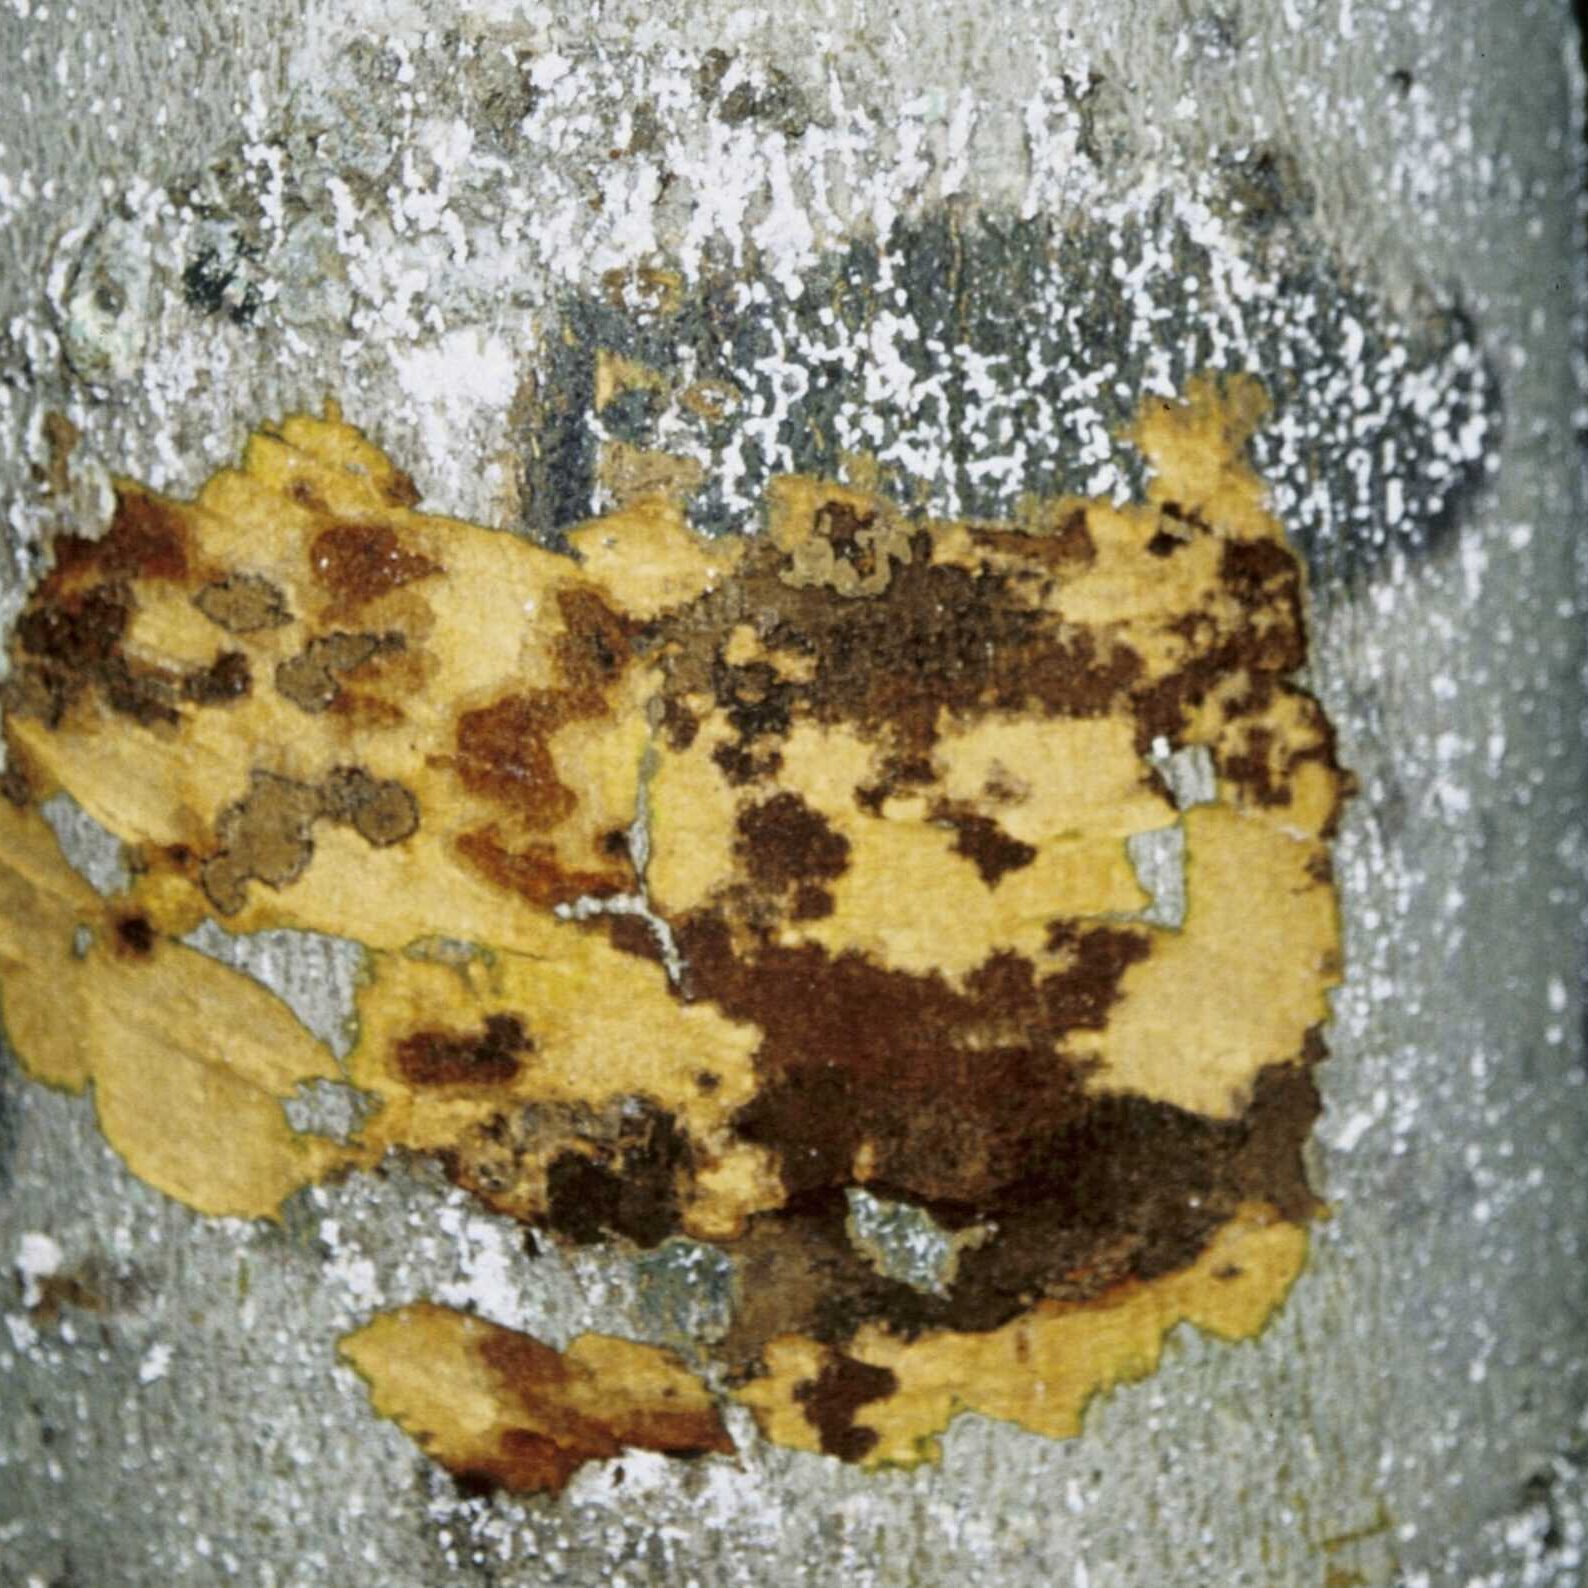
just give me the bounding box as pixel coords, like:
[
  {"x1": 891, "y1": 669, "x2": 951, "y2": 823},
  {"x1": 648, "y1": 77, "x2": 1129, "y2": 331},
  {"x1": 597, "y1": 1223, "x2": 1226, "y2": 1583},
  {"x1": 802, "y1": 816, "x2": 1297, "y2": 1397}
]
[{"x1": 1, "y1": 1, "x2": 1586, "y2": 1583}]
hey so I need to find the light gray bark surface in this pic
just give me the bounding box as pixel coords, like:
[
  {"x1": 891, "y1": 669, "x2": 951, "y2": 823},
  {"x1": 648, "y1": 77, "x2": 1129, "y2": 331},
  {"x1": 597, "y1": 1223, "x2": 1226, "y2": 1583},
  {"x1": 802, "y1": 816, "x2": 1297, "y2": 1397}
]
[{"x1": 1, "y1": 2, "x2": 1586, "y2": 1583}]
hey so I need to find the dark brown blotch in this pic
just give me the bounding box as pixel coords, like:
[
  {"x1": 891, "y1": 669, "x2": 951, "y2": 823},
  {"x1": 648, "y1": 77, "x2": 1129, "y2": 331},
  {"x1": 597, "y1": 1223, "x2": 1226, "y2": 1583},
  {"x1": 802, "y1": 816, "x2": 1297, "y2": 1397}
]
[
  {"x1": 550, "y1": 586, "x2": 634, "y2": 694},
  {"x1": 1039, "y1": 921, "x2": 1152, "y2": 1028},
  {"x1": 972, "y1": 508, "x2": 1096, "y2": 571},
  {"x1": 98, "y1": 655, "x2": 180, "y2": 727},
  {"x1": 713, "y1": 1048, "x2": 1326, "y2": 1371},
  {"x1": 381, "y1": 468, "x2": 422, "y2": 509},
  {"x1": 455, "y1": 694, "x2": 577, "y2": 827},
  {"x1": 789, "y1": 883, "x2": 834, "y2": 920},
  {"x1": 10, "y1": 580, "x2": 144, "y2": 727},
  {"x1": 468, "y1": 1322, "x2": 734, "y2": 1495},
  {"x1": 48, "y1": 488, "x2": 191, "y2": 586},
  {"x1": 38, "y1": 411, "x2": 79, "y2": 499},
  {"x1": 456, "y1": 826, "x2": 628, "y2": 910},
  {"x1": 395, "y1": 1012, "x2": 532, "y2": 1087},
  {"x1": 680, "y1": 914, "x2": 1146, "y2": 1206},
  {"x1": 604, "y1": 912, "x2": 667, "y2": 964},
  {"x1": 0, "y1": 758, "x2": 30, "y2": 807},
  {"x1": 0, "y1": 664, "x2": 71, "y2": 729},
  {"x1": 112, "y1": 912, "x2": 155, "y2": 957},
  {"x1": 452, "y1": 589, "x2": 635, "y2": 827},
  {"x1": 26, "y1": 1269, "x2": 107, "y2": 1327},
  {"x1": 793, "y1": 1351, "x2": 898, "y2": 1462},
  {"x1": 659, "y1": 695, "x2": 699, "y2": 751},
  {"x1": 1218, "y1": 538, "x2": 1305, "y2": 672},
  {"x1": 655, "y1": 539, "x2": 1142, "y2": 781},
  {"x1": 16, "y1": 582, "x2": 131, "y2": 671},
  {"x1": 735, "y1": 791, "x2": 850, "y2": 895},
  {"x1": 181, "y1": 650, "x2": 251, "y2": 706},
  {"x1": 935, "y1": 806, "x2": 1037, "y2": 887},
  {"x1": 1219, "y1": 725, "x2": 1291, "y2": 808},
  {"x1": 543, "y1": 1104, "x2": 692, "y2": 1248},
  {"x1": 10, "y1": 579, "x2": 232, "y2": 728},
  {"x1": 814, "y1": 500, "x2": 880, "y2": 579}
]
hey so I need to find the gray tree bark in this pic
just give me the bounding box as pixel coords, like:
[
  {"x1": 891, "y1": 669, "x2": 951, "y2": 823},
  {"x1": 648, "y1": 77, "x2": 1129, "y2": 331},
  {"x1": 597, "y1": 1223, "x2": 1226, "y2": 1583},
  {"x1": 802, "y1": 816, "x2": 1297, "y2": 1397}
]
[{"x1": 1, "y1": 1, "x2": 1586, "y2": 1583}]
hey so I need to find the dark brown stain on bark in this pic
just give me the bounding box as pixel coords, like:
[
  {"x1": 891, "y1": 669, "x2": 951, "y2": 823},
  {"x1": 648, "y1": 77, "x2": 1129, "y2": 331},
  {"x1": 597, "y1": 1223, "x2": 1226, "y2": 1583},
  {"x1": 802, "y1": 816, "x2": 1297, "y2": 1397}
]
[
  {"x1": 0, "y1": 758, "x2": 30, "y2": 807},
  {"x1": 649, "y1": 533, "x2": 1143, "y2": 781},
  {"x1": 395, "y1": 1013, "x2": 531, "y2": 1087},
  {"x1": 112, "y1": 911, "x2": 156, "y2": 957},
  {"x1": 544, "y1": 1103, "x2": 692, "y2": 1248},
  {"x1": 16, "y1": 581, "x2": 132, "y2": 673},
  {"x1": 673, "y1": 914, "x2": 1148, "y2": 1206},
  {"x1": 708, "y1": 1054, "x2": 1321, "y2": 1377},
  {"x1": 455, "y1": 695, "x2": 581, "y2": 828},
  {"x1": 181, "y1": 650, "x2": 251, "y2": 706},
  {"x1": 735, "y1": 792, "x2": 850, "y2": 893},
  {"x1": 814, "y1": 500, "x2": 881, "y2": 579},
  {"x1": 11, "y1": 538, "x2": 269, "y2": 732},
  {"x1": 794, "y1": 1351, "x2": 899, "y2": 1461},
  {"x1": 49, "y1": 488, "x2": 192, "y2": 587},
  {"x1": 455, "y1": 826, "x2": 628, "y2": 910},
  {"x1": 98, "y1": 656, "x2": 181, "y2": 727},
  {"x1": 934, "y1": 806, "x2": 1038, "y2": 886},
  {"x1": 9, "y1": 578, "x2": 202, "y2": 730},
  {"x1": 602, "y1": 911, "x2": 668, "y2": 963},
  {"x1": 971, "y1": 507, "x2": 1096, "y2": 571}
]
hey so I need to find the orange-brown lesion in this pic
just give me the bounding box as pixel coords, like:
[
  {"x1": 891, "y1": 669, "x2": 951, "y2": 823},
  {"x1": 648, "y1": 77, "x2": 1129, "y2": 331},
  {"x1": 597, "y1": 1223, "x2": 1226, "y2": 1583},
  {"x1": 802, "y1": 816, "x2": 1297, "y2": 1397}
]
[
  {"x1": 307, "y1": 520, "x2": 442, "y2": 617},
  {"x1": 337, "y1": 1302, "x2": 735, "y2": 1497},
  {"x1": 0, "y1": 376, "x2": 1351, "y2": 1483}
]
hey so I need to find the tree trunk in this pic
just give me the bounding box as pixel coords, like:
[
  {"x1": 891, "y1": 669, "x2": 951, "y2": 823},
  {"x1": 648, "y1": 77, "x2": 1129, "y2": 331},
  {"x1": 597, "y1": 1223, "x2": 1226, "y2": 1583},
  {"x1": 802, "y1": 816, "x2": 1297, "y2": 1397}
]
[{"x1": 1, "y1": 2, "x2": 1585, "y2": 1583}]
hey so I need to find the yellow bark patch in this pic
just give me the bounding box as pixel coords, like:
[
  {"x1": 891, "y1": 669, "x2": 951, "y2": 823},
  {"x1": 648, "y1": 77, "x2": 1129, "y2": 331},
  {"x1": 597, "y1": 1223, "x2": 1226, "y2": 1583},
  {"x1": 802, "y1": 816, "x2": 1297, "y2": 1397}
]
[
  {"x1": 0, "y1": 373, "x2": 1348, "y2": 1477},
  {"x1": 0, "y1": 801, "x2": 343, "y2": 1217},
  {"x1": 339, "y1": 1302, "x2": 734, "y2": 1496},
  {"x1": 737, "y1": 1206, "x2": 1307, "y2": 1467}
]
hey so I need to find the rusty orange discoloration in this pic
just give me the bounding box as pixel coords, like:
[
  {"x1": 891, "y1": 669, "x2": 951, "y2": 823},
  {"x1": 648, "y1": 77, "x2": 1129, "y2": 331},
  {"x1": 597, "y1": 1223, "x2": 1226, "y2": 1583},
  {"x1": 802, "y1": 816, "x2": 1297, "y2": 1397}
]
[
  {"x1": 338, "y1": 1303, "x2": 735, "y2": 1497},
  {"x1": 309, "y1": 521, "x2": 441, "y2": 611}
]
